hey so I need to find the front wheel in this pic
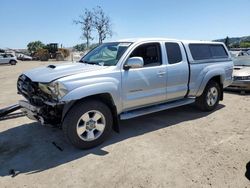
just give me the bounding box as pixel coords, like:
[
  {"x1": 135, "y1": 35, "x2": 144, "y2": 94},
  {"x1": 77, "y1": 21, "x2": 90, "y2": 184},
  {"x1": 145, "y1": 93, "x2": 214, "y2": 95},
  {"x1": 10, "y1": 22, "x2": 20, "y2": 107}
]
[
  {"x1": 195, "y1": 81, "x2": 221, "y2": 111},
  {"x1": 62, "y1": 100, "x2": 113, "y2": 149}
]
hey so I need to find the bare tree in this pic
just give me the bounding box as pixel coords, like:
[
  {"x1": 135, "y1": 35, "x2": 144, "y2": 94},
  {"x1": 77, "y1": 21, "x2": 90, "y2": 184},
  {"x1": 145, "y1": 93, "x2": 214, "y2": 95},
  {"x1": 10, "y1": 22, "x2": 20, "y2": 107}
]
[
  {"x1": 74, "y1": 9, "x2": 93, "y2": 48},
  {"x1": 93, "y1": 6, "x2": 112, "y2": 44}
]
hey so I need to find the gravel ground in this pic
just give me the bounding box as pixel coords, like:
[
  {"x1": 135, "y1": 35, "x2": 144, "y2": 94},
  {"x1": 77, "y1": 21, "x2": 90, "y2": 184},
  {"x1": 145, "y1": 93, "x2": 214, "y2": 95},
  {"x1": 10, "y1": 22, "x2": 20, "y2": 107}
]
[{"x1": 0, "y1": 61, "x2": 249, "y2": 188}]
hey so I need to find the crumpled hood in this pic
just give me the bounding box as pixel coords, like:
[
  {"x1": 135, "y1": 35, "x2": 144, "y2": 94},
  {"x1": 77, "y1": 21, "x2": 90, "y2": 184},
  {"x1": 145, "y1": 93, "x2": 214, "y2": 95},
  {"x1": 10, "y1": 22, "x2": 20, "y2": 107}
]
[
  {"x1": 233, "y1": 66, "x2": 250, "y2": 77},
  {"x1": 23, "y1": 62, "x2": 108, "y2": 83}
]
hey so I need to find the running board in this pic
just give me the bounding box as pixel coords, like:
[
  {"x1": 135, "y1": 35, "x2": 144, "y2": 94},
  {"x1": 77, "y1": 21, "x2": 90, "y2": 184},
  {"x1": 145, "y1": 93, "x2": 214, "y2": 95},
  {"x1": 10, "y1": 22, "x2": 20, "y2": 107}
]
[{"x1": 120, "y1": 98, "x2": 195, "y2": 120}]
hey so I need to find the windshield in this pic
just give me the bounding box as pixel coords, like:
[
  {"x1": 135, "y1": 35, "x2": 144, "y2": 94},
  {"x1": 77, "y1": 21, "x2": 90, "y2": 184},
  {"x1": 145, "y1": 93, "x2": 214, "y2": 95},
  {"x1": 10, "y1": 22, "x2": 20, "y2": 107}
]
[{"x1": 79, "y1": 42, "x2": 132, "y2": 66}]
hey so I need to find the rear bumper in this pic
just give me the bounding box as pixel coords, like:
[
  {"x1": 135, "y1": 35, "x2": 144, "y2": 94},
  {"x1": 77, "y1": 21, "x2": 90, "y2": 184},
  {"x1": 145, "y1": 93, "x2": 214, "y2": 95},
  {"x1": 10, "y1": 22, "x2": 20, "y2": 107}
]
[{"x1": 226, "y1": 80, "x2": 250, "y2": 91}]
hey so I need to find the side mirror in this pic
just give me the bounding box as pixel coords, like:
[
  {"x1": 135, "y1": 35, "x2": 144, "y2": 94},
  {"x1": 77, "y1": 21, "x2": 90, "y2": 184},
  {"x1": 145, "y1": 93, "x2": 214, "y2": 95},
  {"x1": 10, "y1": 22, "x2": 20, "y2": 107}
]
[{"x1": 124, "y1": 57, "x2": 144, "y2": 70}]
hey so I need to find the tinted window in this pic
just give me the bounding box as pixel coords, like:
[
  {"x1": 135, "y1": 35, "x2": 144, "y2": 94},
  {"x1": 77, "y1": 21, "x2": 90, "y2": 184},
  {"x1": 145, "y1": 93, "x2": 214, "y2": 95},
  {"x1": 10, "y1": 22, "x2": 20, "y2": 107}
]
[
  {"x1": 6, "y1": 54, "x2": 13, "y2": 57},
  {"x1": 210, "y1": 45, "x2": 228, "y2": 58},
  {"x1": 130, "y1": 43, "x2": 162, "y2": 67},
  {"x1": 165, "y1": 43, "x2": 182, "y2": 64},
  {"x1": 189, "y1": 44, "x2": 212, "y2": 60},
  {"x1": 189, "y1": 44, "x2": 228, "y2": 60}
]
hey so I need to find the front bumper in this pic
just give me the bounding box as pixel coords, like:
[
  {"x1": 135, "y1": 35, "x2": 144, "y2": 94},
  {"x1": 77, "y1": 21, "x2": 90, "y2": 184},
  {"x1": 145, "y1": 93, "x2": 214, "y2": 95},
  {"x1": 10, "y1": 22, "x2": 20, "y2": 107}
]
[
  {"x1": 19, "y1": 100, "x2": 44, "y2": 123},
  {"x1": 226, "y1": 80, "x2": 250, "y2": 91},
  {"x1": 19, "y1": 100, "x2": 64, "y2": 125}
]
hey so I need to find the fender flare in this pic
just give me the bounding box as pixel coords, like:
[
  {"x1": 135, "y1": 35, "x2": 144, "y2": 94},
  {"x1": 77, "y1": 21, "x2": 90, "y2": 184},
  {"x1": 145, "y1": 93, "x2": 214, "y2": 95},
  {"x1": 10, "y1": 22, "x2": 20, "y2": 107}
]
[
  {"x1": 60, "y1": 82, "x2": 121, "y2": 133},
  {"x1": 196, "y1": 69, "x2": 225, "y2": 97}
]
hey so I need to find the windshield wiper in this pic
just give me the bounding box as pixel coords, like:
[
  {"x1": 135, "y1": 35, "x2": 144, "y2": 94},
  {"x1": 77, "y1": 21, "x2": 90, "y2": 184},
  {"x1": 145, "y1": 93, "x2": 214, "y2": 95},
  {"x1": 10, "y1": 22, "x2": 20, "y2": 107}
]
[{"x1": 79, "y1": 60, "x2": 101, "y2": 66}]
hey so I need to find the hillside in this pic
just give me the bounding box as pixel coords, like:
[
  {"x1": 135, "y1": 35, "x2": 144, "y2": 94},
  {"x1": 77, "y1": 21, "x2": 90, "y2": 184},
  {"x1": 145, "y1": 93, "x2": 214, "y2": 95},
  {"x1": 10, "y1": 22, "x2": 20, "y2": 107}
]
[{"x1": 214, "y1": 35, "x2": 250, "y2": 48}]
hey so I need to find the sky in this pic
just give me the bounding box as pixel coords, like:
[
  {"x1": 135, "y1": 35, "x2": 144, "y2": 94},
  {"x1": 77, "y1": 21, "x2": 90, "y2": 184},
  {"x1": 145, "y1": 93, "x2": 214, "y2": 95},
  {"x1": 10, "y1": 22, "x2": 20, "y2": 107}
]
[{"x1": 1, "y1": 0, "x2": 250, "y2": 49}]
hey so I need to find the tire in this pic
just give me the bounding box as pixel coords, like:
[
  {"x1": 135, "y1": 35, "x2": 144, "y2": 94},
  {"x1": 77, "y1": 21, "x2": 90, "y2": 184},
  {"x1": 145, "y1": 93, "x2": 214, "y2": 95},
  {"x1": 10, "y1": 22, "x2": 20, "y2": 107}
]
[
  {"x1": 9, "y1": 60, "x2": 16, "y2": 65},
  {"x1": 62, "y1": 100, "x2": 113, "y2": 149},
  {"x1": 195, "y1": 80, "x2": 221, "y2": 111},
  {"x1": 56, "y1": 53, "x2": 64, "y2": 61},
  {"x1": 40, "y1": 54, "x2": 49, "y2": 61}
]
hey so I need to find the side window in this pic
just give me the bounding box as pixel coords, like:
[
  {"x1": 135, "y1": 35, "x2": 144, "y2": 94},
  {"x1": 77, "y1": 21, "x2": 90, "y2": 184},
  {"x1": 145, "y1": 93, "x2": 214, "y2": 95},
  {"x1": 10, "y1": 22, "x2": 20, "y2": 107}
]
[
  {"x1": 210, "y1": 45, "x2": 228, "y2": 58},
  {"x1": 189, "y1": 44, "x2": 212, "y2": 60},
  {"x1": 189, "y1": 44, "x2": 228, "y2": 60},
  {"x1": 165, "y1": 42, "x2": 182, "y2": 64},
  {"x1": 6, "y1": 54, "x2": 13, "y2": 58},
  {"x1": 130, "y1": 43, "x2": 162, "y2": 67}
]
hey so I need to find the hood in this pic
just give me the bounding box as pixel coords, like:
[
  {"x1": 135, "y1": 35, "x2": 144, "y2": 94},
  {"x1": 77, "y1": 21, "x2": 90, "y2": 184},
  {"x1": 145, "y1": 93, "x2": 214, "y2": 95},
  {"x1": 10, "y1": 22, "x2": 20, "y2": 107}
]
[
  {"x1": 233, "y1": 66, "x2": 250, "y2": 77},
  {"x1": 23, "y1": 62, "x2": 108, "y2": 83}
]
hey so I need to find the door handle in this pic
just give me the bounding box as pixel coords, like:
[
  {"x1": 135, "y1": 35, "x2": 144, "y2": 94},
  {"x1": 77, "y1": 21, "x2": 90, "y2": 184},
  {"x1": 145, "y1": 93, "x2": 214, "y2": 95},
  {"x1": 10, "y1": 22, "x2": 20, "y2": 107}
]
[{"x1": 157, "y1": 71, "x2": 166, "y2": 77}]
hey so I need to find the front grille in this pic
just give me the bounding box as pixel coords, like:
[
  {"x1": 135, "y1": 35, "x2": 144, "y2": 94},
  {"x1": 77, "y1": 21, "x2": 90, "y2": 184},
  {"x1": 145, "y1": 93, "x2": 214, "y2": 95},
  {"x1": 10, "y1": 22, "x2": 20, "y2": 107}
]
[
  {"x1": 17, "y1": 74, "x2": 53, "y2": 106},
  {"x1": 17, "y1": 74, "x2": 32, "y2": 97},
  {"x1": 17, "y1": 75, "x2": 39, "y2": 102},
  {"x1": 234, "y1": 76, "x2": 249, "y2": 81}
]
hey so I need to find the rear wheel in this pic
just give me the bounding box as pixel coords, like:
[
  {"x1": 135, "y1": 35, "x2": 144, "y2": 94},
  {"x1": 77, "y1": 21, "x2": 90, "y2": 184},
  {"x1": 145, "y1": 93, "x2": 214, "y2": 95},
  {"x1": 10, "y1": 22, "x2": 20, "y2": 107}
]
[
  {"x1": 62, "y1": 100, "x2": 113, "y2": 149},
  {"x1": 196, "y1": 81, "x2": 221, "y2": 111},
  {"x1": 9, "y1": 60, "x2": 16, "y2": 65}
]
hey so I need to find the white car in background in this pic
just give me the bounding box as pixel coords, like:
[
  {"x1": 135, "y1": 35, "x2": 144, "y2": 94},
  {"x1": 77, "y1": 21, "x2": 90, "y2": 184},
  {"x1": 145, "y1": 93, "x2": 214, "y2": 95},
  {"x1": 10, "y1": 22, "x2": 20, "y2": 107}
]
[
  {"x1": 227, "y1": 51, "x2": 250, "y2": 91},
  {"x1": 0, "y1": 53, "x2": 18, "y2": 65},
  {"x1": 230, "y1": 50, "x2": 249, "y2": 57}
]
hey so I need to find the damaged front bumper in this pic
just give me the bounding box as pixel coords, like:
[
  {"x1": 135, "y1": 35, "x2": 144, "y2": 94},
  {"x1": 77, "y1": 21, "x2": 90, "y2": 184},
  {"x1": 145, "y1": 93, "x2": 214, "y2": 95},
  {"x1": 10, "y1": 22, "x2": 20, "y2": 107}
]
[
  {"x1": 19, "y1": 100, "x2": 65, "y2": 125},
  {"x1": 19, "y1": 100, "x2": 44, "y2": 123},
  {"x1": 17, "y1": 74, "x2": 68, "y2": 125}
]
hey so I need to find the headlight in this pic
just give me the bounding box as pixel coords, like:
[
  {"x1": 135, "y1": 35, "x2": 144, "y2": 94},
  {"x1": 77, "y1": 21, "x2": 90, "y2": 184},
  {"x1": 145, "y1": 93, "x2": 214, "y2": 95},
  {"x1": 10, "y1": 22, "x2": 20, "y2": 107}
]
[{"x1": 39, "y1": 81, "x2": 68, "y2": 100}]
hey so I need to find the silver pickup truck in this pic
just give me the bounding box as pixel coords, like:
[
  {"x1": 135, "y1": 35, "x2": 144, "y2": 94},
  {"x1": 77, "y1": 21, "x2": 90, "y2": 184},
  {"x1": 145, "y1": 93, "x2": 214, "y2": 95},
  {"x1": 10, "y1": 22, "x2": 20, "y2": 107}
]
[{"x1": 17, "y1": 38, "x2": 233, "y2": 149}]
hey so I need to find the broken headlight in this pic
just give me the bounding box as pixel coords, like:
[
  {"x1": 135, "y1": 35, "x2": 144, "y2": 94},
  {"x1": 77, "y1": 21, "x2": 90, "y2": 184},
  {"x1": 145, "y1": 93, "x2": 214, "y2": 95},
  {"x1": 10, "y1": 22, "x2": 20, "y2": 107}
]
[{"x1": 39, "y1": 81, "x2": 68, "y2": 100}]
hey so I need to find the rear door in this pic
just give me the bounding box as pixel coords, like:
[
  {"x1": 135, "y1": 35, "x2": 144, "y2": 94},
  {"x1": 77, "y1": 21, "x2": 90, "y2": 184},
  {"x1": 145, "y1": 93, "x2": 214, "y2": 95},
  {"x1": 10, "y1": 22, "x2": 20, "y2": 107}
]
[
  {"x1": 0, "y1": 54, "x2": 7, "y2": 64},
  {"x1": 5, "y1": 54, "x2": 12, "y2": 63},
  {"x1": 165, "y1": 42, "x2": 189, "y2": 101},
  {"x1": 122, "y1": 42, "x2": 167, "y2": 111}
]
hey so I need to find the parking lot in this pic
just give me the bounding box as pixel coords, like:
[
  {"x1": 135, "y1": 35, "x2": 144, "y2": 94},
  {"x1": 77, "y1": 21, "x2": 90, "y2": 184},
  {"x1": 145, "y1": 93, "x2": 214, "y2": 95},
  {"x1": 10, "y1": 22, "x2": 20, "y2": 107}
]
[{"x1": 0, "y1": 61, "x2": 250, "y2": 187}]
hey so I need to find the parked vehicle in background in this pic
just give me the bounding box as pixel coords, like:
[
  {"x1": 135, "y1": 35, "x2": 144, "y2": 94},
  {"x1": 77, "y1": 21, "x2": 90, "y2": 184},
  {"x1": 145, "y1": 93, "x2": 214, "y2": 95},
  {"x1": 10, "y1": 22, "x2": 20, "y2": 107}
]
[
  {"x1": 0, "y1": 53, "x2": 18, "y2": 65},
  {"x1": 17, "y1": 54, "x2": 33, "y2": 61},
  {"x1": 227, "y1": 54, "x2": 250, "y2": 91},
  {"x1": 230, "y1": 50, "x2": 249, "y2": 57},
  {"x1": 17, "y1": 38, "x2": 233, "y2": 149},
  {"x1": 32, "y1": 43, "x2": 70, "y2": 61}
]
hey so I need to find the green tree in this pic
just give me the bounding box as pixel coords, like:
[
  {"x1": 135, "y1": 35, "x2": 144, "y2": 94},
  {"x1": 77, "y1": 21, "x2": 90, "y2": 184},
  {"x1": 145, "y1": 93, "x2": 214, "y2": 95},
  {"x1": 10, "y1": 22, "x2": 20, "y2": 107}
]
[
  {"x1": 27, "y1": 41, "x2": 45, "y2": 54},
  {"x1": 229, "y1": 42, "x2": 240, "y2": 48},
  {"x1": 224, "y1": 36, "x2": 230, "y2": 48},
  {"x1": 73, "y1": 43, "x2": 87, "y2": 51},
  {"x1": 239, "y1": 41, "x2": 250, "y2": 48}
]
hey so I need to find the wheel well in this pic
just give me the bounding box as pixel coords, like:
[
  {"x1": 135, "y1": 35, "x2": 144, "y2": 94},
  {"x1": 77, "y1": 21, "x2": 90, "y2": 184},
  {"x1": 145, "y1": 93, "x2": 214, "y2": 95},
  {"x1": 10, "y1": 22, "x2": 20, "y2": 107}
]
[
  {"x1": 209, "y1": 76, "x2": 223, "y2": 100},
  {"x1": 62, "y1": 93, "x2": 120, "y2": 133}
]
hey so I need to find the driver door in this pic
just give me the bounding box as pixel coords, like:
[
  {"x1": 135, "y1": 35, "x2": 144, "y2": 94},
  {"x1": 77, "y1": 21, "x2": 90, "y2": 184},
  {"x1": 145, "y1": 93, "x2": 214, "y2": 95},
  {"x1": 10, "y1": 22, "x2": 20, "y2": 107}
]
[{"x1": 122, "y1": 43, "x2": 167, "y2": 111}]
